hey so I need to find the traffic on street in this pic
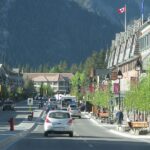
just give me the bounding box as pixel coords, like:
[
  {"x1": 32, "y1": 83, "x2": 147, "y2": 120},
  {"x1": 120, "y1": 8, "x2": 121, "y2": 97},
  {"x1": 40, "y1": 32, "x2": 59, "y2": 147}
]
[
  {"x1": 0, "y1": 97, "x2": 150, "y2": 150},
  {"x1": 3, "y1": 112, "x2": 150, "y2": 150}
]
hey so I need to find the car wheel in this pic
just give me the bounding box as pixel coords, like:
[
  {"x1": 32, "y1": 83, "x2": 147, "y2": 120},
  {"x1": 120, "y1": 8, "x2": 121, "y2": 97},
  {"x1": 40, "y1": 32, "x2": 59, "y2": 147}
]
[
  {"x1": 69, "y1": 132, "x2": 73, "y2": 137},
  {"x1": 79, "y1": 116, "x2": 81, "y2": 119},
  {"x1": 44, "y1": 132, "x2": 48, "y2": 137}
]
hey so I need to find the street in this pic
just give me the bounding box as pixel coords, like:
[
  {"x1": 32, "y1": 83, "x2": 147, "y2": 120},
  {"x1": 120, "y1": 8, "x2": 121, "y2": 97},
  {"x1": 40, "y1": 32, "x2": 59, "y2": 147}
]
[{"x1": 3, "y1": 114, "x2": 150, "y2": 150}]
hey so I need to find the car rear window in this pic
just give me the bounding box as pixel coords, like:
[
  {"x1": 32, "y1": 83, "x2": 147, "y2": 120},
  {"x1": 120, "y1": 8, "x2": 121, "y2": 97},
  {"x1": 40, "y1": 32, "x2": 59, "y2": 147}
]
[
  {"x1": 49, "y1": 112, "x2": 70, "y2": 119},
  {"x1": 61, "y1": 108, "x2": 67, "y2": 111},
  {"x1": 70, "y1": 105, "x2": 77, "y2": 110}
]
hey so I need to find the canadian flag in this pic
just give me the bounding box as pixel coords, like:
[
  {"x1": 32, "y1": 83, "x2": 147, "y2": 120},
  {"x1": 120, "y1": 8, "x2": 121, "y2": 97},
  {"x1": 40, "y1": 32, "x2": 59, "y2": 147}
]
[{"x1": 118, "y1": 6, "x2": 126, "y2": 14}]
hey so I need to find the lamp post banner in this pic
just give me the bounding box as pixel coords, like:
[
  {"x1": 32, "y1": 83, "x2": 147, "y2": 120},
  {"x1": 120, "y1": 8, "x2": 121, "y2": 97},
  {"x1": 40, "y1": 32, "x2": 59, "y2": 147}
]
[
  {"x1": 89, "y1": 84, "x2": 94, "y2": 93},
  {"x1": 114, "y1": 83, "x2": 119, "y2": 94}
]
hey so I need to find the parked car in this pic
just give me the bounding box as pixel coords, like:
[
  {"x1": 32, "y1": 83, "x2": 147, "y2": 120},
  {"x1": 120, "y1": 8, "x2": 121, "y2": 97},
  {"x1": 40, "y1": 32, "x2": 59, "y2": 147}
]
[
  {"x1": 2, "y1": 100, "x2": 15, "y2": 111},
  {"x1": 67, "y1": 104, "x2": 81, "y2": 118},
  {"x1": 44, "y1": 110, "x2": 74, "y2": 137}
]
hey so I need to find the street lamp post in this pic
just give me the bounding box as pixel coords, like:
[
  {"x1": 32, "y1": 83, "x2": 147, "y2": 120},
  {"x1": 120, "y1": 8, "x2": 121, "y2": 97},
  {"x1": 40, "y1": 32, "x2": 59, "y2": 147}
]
[
  {"x1": 106, "y1": 73, "x2": 111, "y2": 95},
  {"x1": 117, "y1": 70, "x2": 123, "y2": 110},
  {"x1": 106, "y1": 73, "x2": 112, "y2": 115},
  {"x1": 77, "y1": 78, "x2": 81, "y2": 106}
]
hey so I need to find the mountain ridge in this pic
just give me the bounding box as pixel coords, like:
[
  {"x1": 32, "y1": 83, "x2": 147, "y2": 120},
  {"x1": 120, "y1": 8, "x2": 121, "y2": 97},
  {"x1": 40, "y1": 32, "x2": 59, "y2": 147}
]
[{"x1": 0, "y1": 0, "x2": 149, "y2": 67}]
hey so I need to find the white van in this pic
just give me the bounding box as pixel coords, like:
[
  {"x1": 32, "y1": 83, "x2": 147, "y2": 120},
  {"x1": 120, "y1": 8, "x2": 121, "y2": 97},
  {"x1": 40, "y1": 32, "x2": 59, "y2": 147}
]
[{"x1": 60, "y1": 95, "x2": 77, "y2": 109}]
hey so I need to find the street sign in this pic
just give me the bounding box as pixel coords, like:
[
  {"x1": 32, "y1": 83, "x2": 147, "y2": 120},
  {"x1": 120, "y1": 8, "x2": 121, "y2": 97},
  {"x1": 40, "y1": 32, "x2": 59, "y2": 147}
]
[{"x1": 27, "y1": 98, "x2": 33, "y2": 106}]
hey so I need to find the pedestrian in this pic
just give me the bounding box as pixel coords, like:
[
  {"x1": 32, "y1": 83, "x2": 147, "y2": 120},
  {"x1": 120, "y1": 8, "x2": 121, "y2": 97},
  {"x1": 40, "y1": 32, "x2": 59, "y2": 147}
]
[
  {"x1": 126, "y1": 115, "x2": 132, "y2": 128},
  {"x1": 116, "y1": 110, "x2": 123, "y2": 126}
]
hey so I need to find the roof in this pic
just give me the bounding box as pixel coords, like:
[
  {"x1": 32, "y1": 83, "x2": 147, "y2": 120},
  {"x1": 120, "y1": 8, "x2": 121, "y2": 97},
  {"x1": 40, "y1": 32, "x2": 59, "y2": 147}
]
[
  {"x1": 46, "y1": 74, "x2": 59, "y2": 81},
  {"x1": 23, "y1": 73, "x2": 74, "y2": 82},
  {"x1": 32, "y1": 76, "x2": 47, "y2": 82}
]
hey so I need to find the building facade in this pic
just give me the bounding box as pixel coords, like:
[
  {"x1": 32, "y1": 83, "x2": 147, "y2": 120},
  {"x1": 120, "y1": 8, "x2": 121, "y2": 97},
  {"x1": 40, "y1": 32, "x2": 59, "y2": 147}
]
[
  {"x1": 0, "y1": 64, "x2": 23, "y2": 98},
  {"x1": 23, "y1": 73, "x2": 74, "y2": 94},
  {"x1": 107, "y1": 18, "x2": 150, "y2": 110}
]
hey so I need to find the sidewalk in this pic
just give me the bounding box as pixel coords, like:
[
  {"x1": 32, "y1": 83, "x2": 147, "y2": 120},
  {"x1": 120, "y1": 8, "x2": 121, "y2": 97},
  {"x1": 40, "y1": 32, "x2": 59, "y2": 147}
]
[
  {"x1": 0, "y1": 109, "x2": 44, "y2": 150},
  {"x1": 83, "y1": 112, "x2": 150, "y2": 144}
]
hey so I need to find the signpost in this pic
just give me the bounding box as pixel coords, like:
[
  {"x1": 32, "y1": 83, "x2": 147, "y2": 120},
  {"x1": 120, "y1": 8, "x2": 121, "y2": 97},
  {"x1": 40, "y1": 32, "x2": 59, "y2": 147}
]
[{"x1": 27, "y1": 98, "x2": 33, "y2": 111}]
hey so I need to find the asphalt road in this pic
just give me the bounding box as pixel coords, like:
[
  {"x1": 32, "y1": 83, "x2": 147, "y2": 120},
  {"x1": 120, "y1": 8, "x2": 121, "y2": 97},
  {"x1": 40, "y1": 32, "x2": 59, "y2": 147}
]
[{"x1": 4, "y1": 114, "x2": 150, "y2": 150}]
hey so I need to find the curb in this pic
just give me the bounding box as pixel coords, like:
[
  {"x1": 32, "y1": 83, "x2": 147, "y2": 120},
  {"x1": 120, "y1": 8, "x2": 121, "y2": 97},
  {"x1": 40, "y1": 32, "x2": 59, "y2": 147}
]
[{"x1": 84, "y1": 114, "x2": 150, "y2": 142}]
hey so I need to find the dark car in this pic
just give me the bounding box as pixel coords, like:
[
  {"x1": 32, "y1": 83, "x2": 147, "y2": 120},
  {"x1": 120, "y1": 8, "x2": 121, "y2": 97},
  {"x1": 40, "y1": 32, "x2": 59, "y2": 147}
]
[{"x1": 2, "y1": 100, "x2": 15, "y2": 111}]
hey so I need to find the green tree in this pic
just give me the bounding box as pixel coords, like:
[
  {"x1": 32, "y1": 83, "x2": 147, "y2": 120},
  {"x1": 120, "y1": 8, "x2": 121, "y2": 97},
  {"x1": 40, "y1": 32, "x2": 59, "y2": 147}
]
[
  {"x1": 124, "y1": 68, "x2": 150, "y2": 119},
  {"x1": 23, "y1": 64, "x2": 31, "y2": 73},
  {"x1": 42, "y1": 84, "x2": 54, "y2": 96},
  {"x1": 47, "y1": 85, "x2": 54, "y2": 96},
  {"x1": 70, "y1": 64, "x2": 78, "y2": 74},
  {"x1": 58, "y1": 60, "x2": 68, "y2": 72},
  {"x1": 23, "y1": 79, "x2": 35, "y2": 98},
  {"x1": 70, "y1": 71, "x2": 86, "y2": 100},
  {"x1": 92, "y1": 90, "x2": 109, "y2": 108},
  {"x1": 43, "y1": 64, "x2": 49, "y2": 73},
  {"x1": 50, "y1": 65, "x2": 60, "y2": 73},
  {"x1": 38, "y1": 64, "x2": 44, "y2": 72},
  {"x1": 83, "y1": 51, "x2": 106, "y2": 76}
]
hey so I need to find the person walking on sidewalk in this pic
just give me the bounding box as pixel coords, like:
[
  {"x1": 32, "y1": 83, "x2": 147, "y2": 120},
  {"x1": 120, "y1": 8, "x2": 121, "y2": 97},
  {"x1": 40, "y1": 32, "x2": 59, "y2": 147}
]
[
  {"x1": 127, "y1": 115, "x2": 132, "y2": 128},
  {"x1": 116, "y1": 110, "x2": 124, "y2": 126}
]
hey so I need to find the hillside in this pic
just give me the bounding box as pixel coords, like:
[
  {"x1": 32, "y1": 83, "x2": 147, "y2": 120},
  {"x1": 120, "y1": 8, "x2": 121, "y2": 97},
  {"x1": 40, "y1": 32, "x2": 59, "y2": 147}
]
[{"x1": 0, "y1": 0, "x2": 149, "y2": 67}]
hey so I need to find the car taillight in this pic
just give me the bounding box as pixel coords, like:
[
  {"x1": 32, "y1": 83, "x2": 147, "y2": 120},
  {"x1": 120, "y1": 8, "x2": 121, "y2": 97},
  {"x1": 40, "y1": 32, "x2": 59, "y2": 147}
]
[
  {"x1": 45, "y1": 117, "x2": 51, "y2": 123},
  {"x1": 68, "y1": 119, "x2": 73, "y2": 124}
]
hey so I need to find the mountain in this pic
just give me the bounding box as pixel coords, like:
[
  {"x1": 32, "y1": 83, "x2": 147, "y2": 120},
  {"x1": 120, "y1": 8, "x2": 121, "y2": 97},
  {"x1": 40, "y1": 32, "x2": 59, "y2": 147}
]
[
  {"x1": 71, "y1": 0, "x2": 150, "y2": 25},
  {"x1": 0, "y1": 0, "x2": 150, "y2": 67}
]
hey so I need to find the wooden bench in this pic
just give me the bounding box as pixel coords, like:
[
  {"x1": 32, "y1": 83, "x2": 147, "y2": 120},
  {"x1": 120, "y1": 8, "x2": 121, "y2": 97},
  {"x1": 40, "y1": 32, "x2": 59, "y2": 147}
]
[
  {"x1": 130, "y1": 121, "x2": 149, "y2": 135},
  {"x1": 98, "y1": 112, "x2": 110, "y2": 123},
  {"x1": 99, "y1": 112, "x2": 109, "y2": 118}
]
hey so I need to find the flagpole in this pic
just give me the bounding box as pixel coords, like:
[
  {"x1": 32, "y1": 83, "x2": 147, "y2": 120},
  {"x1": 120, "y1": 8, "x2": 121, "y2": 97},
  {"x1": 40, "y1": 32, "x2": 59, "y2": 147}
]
[
  {"x1": 141, "y1": 0, "x2": 144, "y2": 25},
  {"x1": 125, "y1": 4, "x2": 127, "y2": 32},
  {"x1": 142, "y1": 12, "x2": 143, "y2": 25}
]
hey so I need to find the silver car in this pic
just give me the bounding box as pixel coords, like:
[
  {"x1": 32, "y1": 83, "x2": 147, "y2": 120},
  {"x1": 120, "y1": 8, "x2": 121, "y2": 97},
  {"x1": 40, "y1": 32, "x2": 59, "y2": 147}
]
[
  {"x1": 44, "y1": 110, "x2": 74, "y2": 137},
  {"x1": 67, "y1": 104, "x2": 81, "y2": 118}
]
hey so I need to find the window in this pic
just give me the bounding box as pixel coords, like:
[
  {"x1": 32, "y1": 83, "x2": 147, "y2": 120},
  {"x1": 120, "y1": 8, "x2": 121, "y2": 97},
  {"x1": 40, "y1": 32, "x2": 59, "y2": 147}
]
[
  {"x1": 62, "y1": 99, "x2": 73, "y2": 107},
  {"x1": 59, "y1": 81, "x2": 65, "y2": 86},
  {"x1": 69, "y1": 105, "x2": 77, "y2": 110},
  {"x1": 53, "y1": 81, "x2": 57, "y2": 85},
  {"x1": 128, "y1": 62, "x2": 132, "y2": 71},
  {"x1": 148, "y1": 33, "x2": 150, "y2": 48},
  {"x1": 49, "y1": 112, "x2": 70, "y2": 119}
]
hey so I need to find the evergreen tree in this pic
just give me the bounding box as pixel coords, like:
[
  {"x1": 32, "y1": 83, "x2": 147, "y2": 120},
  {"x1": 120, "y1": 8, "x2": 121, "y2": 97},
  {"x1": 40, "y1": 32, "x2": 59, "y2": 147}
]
[{"x1": 70, "y1": 64, "x2": 78, "y2": 74}]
